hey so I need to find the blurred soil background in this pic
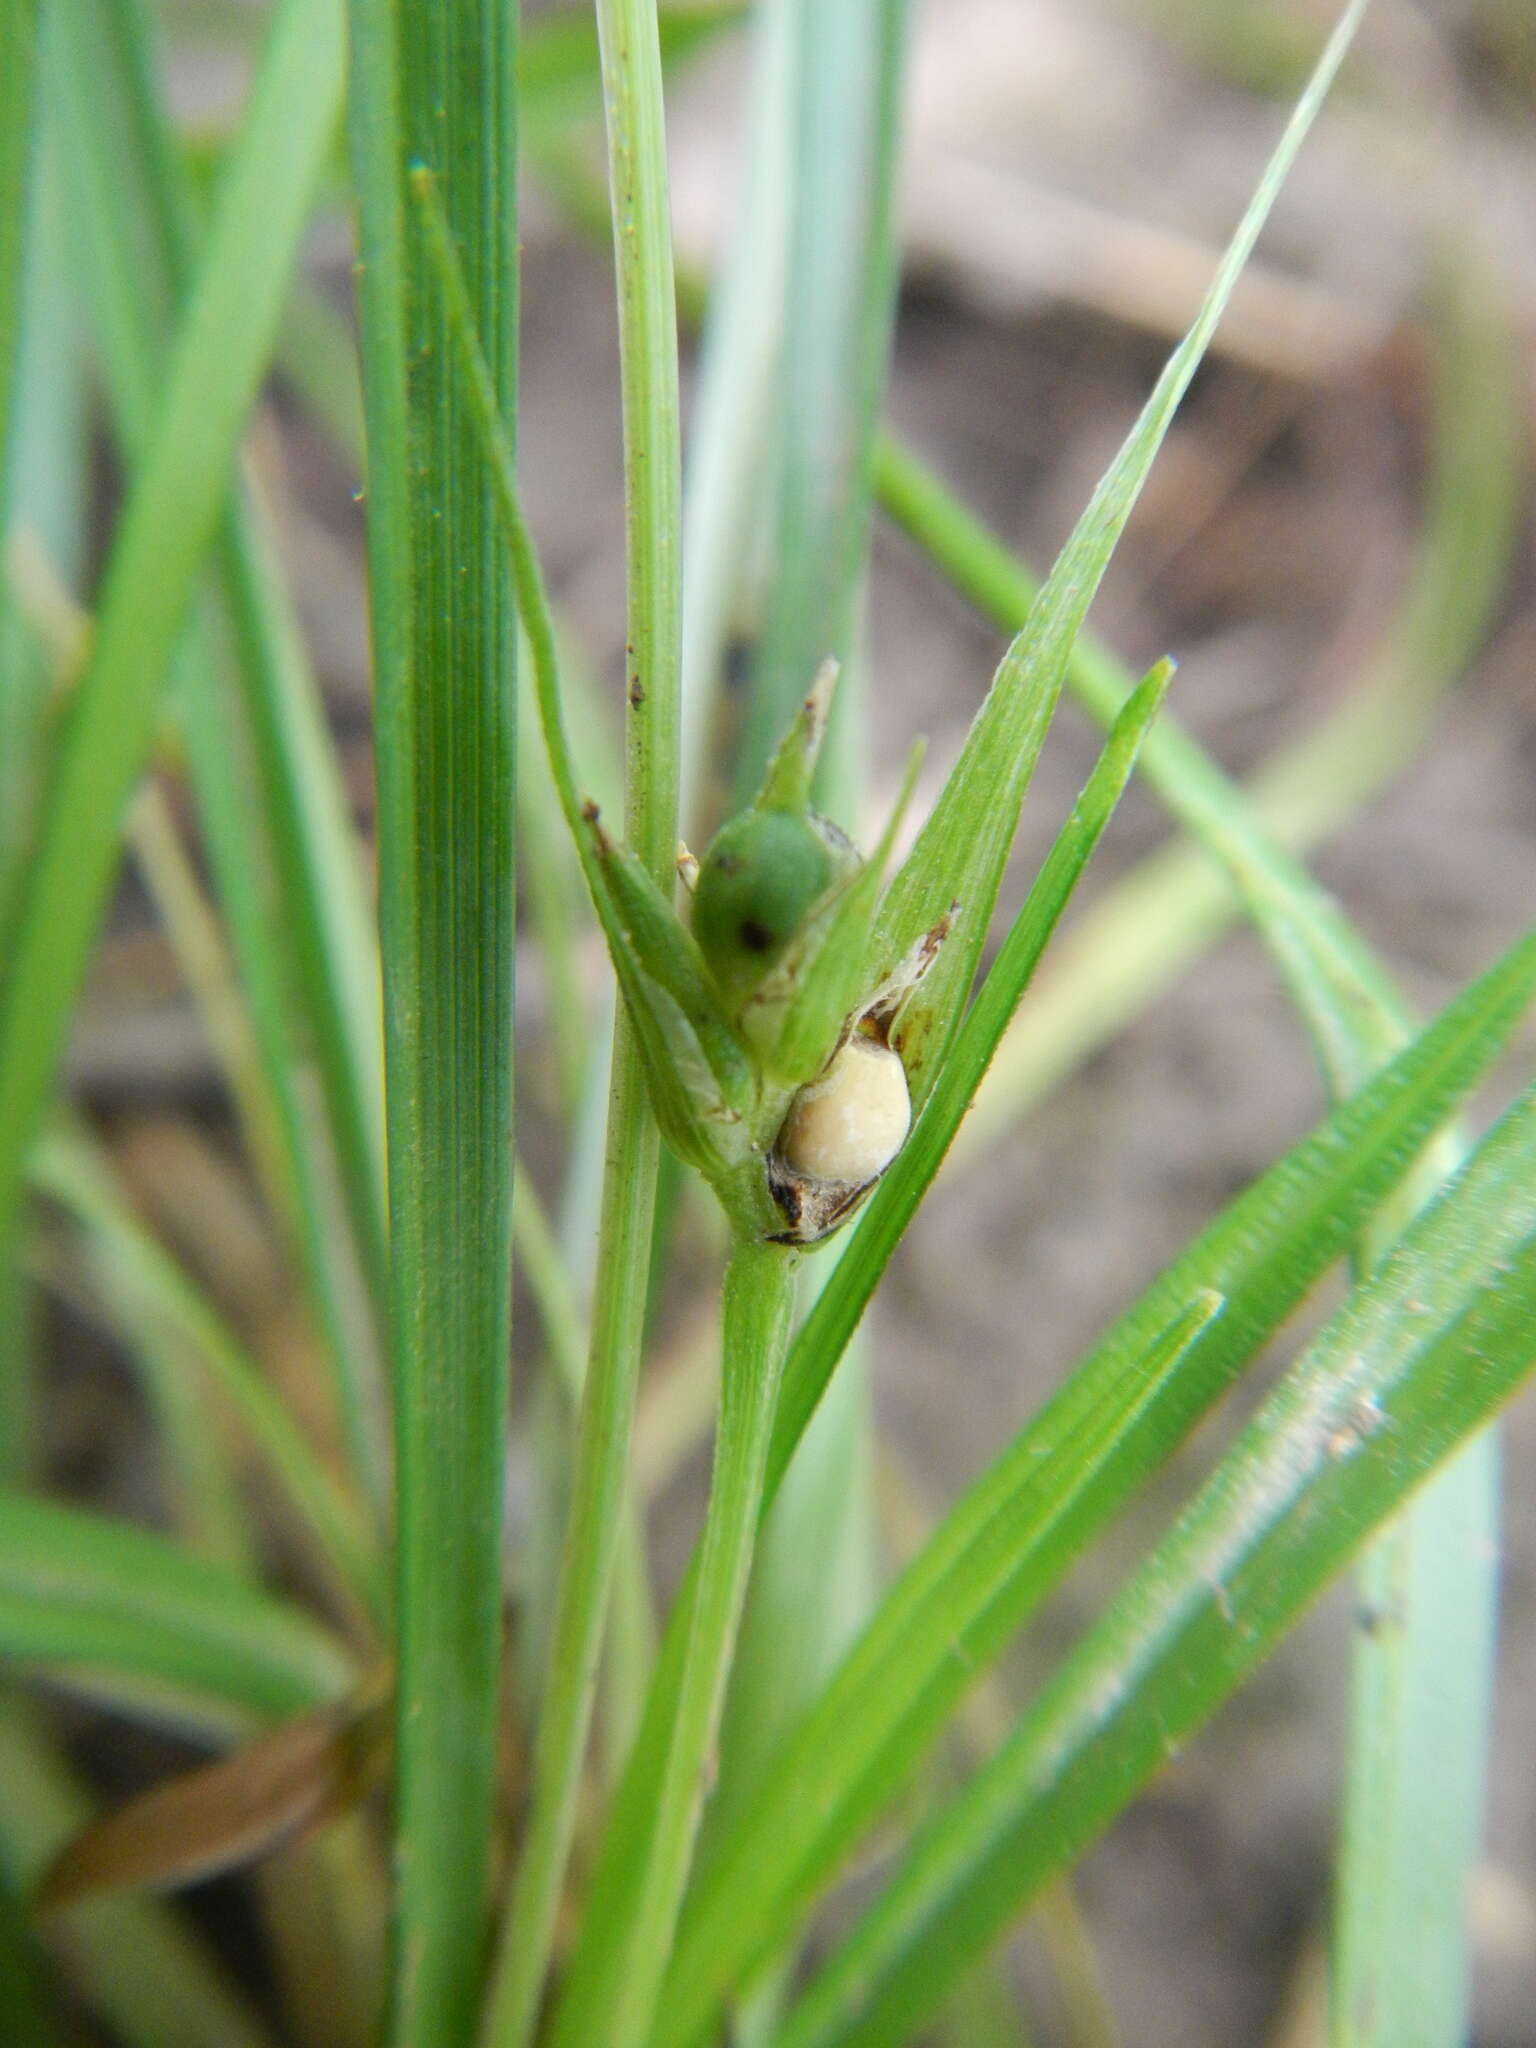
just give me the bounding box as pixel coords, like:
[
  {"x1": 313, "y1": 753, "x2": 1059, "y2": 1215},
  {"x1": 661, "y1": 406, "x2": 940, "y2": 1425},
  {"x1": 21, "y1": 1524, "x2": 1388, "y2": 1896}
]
[{"x1": 43, "y1": 0, "x2": 1536, "y2": 2042}]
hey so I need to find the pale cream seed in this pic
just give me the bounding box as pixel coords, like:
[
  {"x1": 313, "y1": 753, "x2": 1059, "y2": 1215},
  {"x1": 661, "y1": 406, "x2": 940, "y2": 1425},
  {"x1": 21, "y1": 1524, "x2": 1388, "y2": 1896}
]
[{"x1": 776, "y1": 1036, "x2": 911, "y2": 1187}]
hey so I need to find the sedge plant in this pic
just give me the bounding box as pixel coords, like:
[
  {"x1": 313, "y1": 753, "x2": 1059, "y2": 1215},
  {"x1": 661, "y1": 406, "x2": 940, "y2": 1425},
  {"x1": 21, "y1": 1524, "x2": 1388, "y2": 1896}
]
[{"x1": 0, "y1": 1, "x2": 1533, "y2": 2046}]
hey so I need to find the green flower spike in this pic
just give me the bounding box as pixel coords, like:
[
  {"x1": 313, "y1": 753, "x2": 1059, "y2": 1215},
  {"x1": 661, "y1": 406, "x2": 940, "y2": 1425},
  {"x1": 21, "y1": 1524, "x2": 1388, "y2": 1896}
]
[{"x1": 585, "y1": 661, "x2": 936, "y2": 1245}]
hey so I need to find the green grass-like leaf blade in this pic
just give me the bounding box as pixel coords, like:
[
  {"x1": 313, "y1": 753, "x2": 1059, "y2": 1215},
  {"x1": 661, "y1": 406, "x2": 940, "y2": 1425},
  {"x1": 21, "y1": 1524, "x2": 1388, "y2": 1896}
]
[
  {"x1": 565, "y1": 922, "x2": 1536, "y2": 2043},
  {"x1": 671, "y1": 953, "x2": 1536, "y2": 2046},
  {"x1": 664, "y1": 1290, "x2": 1218, "y2": 2046},
  {"x1": 0, "y1": 1492, "x2": 352, "y2": 1725},
  {"x1": 876, "y1": 246, "x2": 1522, "y2": 1157},
  {"x1": 30, "y1": 1133, "x2": 384, "y2": 1628},
  {"x1": 0, "y1": 0, "x2": 344, "y2": 1321},
  {"x1": 1332, "y1": 1430, "x2": 1497, "y2": 2046},
  {"x1": 773, "y1": 1077, "x2": 1536, "y2": 2048},
  {"x1": 52, "y1": 0, "x2": 390, "y2": 1509},
  {"x1": 479, "y1": 0, "x2": 686, "y2": 2034},
  {"x1": 346, "y1": 0, "x2": 519, "y2": 2037},
  {"x1": 731, "y1": 0, "x2": 908, "y2": 800},
  {"x1": 869, "y1": 0, "x2": 1367, "y2": 1110},
  {"x1": 0, "y1": 0, "x2": 39, "y2": 516}
]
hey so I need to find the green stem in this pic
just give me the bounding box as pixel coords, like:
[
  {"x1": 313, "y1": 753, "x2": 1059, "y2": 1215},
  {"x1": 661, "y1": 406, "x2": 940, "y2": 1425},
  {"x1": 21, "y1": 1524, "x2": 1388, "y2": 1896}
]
[
  {"x1": 606, "y1": 1236, "x2": 798, "y2": 2048},
  {"x1": 482, "y1": 1055, "x2": 660, "y2": 2048},
  {"x1": 513, "y1": 1162, "x2": 658, "y2": 1762},
  {"x1": 410, "y1": 177, "x2": 669, "y2": 2039},
  {"x1": 479, "y1": 0, "x2": 682, "y2": 2034},
  {"x1": 598, "y1": 0, "x2": 683, "y2": 883}
]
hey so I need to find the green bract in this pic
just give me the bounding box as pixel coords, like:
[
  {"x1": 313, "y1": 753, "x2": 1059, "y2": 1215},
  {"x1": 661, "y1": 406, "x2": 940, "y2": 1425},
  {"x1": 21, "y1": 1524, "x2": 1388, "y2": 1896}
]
[{"x1": 578, "y1": 663, "x2": 927, "y2": 1241}]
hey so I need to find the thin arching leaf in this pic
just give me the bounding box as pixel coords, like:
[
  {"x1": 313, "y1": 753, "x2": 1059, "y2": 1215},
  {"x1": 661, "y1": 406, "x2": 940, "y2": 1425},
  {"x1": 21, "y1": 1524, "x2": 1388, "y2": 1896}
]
[
  {"x1": 868, "y1": 0, "x2": 1368, "y2": 1111},
  {"x1": 773, "y1": 1080, "x2": 1536, "y2": 2048},
  {"x1": 0, "y1": 1492, "x2": 352, "y2": 1726},
  {"x1": 569, "y1": 925, "x2": 1536, "y2": 2046},
  {"x1": 0, "y1": 0, "x2": 345, "y2": 1291}
]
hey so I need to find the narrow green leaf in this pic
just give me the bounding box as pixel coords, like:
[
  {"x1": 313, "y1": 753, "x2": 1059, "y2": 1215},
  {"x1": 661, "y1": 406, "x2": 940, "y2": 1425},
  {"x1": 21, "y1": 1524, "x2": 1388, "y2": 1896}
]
[
  {"x1": 1332, "y1": 1430, "x2": 1497, "y2": 2047},
  {"x1": 664, "y1": 1290, "x2": 1217, "y2": 2046},
  {"x1": 773, "y1": 1080, "x2": 1536, "y2": 2048},
  {"x1": 0, "y1": 1492, "x2": 352, "y2": 1724},
  {"x1": 1070, "y1": 270, "x2": 1506, "y2": 2040},
  {"x1": 29, "y1": 1132, "x2": 385, "y2": 1628},
  {"x1": 1185, "y1": 742, "x2": 1496, "y2": 2046},
  {"x1": 869, "y1": 0, "x2": 1367, "y2": 1109},
  {"x1": 0, "y1": 74, "x2": 88, "y2": 1482},
  {"x1": 557, "y1": 924, "x2": 1536, "y2": 2048},
  {"x1": 886, "y1": 327, "x2": 1509, "y2": 2040},
  {"x1": 0, "y1": 0, "x2": 40, "y2": 516},
  {"x1": 874, "y1": 244, "x2": 1522, "y2": 1157},
  {"x1": 732, "y1": 0, "x2": 909, "y2": 800},
  {"x1": 0, "y1": 0, "x2": 344, "y2": 1329},
  {"x1": 0, "y1": 130, "x2": 83, "y2": 966},
  {"x1": 345, "y1": 0, "x2": 519, "y2": 2039},
  {"x1": 54, "y1": 0, "x2": 390, "y2": 1508},
  {"x1": 675, "y1": 0, "x2": 796, "y2": 825}
]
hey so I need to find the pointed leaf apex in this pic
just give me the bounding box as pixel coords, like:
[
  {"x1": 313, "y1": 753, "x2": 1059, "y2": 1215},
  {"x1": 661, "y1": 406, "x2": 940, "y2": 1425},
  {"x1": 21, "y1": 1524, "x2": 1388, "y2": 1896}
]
[{"x1": 757, "y1": 657, "x2": 841, "y2": 814}]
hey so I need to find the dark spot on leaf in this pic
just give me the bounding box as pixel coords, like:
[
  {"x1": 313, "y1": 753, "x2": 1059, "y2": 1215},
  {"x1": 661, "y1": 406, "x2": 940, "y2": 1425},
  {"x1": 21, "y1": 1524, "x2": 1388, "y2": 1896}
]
[
  {"x1": 739, "y1": 919, "x2": 774, "y2": 952},
  {"x1": 724, "y1": 635, "x2": 755, "y2": 692}
]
